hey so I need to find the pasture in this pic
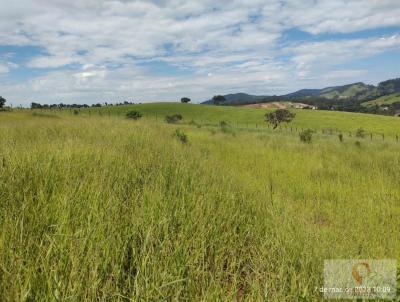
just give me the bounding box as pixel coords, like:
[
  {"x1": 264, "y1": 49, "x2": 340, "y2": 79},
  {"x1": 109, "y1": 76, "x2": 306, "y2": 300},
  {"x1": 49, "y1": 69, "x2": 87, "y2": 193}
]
[
  {"x1": 0, "y1": 106, "x2": 399, "y2": 301},
  {"x1": 76, "y1": 103, "x2": 400, "y2": 137}
]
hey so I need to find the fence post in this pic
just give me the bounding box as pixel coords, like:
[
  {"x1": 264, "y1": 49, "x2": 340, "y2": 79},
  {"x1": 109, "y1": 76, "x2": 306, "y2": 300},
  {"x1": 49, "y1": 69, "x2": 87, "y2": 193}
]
[
  {"x1": 382, "y1": 134, "x2": 385, "y2": 140},
  {"x1": 370, "y1": 133, "x2": 372, "y2": 140}
]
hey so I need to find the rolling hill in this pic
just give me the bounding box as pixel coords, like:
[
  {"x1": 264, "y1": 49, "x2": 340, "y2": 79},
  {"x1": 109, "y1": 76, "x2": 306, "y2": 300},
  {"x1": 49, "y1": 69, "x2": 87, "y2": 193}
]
[
  {"x1": 202, "y1": 78, "x2": 400, "y2": 110},
  {"x1": 76, "y1": 102, "x2": 400, "y2": 136},
  {"x1": 202, "y1": 93, "x2": 273, "y2": 105},
  {"x1": 362, "y1": 93, "x2": 400, "y2": 108}
]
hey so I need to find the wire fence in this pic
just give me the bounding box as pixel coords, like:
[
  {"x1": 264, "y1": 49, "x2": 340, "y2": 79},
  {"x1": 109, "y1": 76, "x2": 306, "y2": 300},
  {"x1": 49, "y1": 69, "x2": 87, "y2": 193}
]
[{"x1": 24, "y1": 107, "x2": 400, "y2": 143}]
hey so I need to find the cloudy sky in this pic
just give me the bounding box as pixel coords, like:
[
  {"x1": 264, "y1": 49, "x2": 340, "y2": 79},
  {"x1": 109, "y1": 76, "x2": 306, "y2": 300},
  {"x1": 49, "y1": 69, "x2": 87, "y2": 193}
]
[{"x1": 1, "y1": 0, "x2": 400, "y2": 106}]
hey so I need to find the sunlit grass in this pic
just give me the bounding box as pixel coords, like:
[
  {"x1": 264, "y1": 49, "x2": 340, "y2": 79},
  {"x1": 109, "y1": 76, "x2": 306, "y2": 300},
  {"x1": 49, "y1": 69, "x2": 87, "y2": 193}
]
[{"x1": 0, "y1": 111, "x2": 399, "y2": 300}]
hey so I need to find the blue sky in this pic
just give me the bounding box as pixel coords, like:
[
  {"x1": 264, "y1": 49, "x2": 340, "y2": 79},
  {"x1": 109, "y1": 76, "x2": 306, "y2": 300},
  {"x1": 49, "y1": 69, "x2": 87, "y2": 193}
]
[{"x1": 0, "y1": 0, "x2": 400, "y2": 106}]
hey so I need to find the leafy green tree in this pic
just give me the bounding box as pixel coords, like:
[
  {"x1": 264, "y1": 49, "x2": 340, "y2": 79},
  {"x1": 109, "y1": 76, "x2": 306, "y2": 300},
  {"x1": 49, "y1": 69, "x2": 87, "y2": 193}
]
[
  {"x1": 181, "y1": 97, "x2": 191, "y2": 103},
  {"x1": 265, "y1": 109, "x2": 295, "y2": 129},
  {"x1": 212, "y1": 95, "x2": 226, "y2": 105},
  {"x1": 0, "y1": 96, "x2": 6, "y2": 108}
]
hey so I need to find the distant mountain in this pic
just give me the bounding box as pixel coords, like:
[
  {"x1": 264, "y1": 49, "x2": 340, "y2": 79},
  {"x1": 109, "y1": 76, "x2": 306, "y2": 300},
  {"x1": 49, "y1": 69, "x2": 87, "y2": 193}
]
[
  {"x1": 318, "y1": 82, "x2": 378, "y2": 100},
  {"x1": 283, "y1": 82, "x2": 379, "y2": 101},
  {"x1": 283, "y1": 89, "x2": 321, "y2": 99},
  {"x1": 377, "y1": 78, "x2": 400, "y2": 95},
  {"x1": 203, "y1": 93, "x2": 273, "y2": 105},
  {"x1": 202, "y1": 78, "x2": 400, "y2": 106}
]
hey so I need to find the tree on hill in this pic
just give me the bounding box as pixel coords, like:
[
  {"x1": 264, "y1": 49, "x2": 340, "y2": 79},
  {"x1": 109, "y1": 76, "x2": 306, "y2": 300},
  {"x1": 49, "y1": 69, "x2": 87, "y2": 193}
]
[
  {"x1": 212, "y1": 95, "x2": 226, "y2": 105},
  {"x1": 31, "y1": 102, "x2": 43, "y2": 109},
  {"x1": 0, "y1": 96, "x2": 6, "y2": 108},
  {"x1": 265, "y1": 109, "x2": 295, "y2": 129},
  {"x1": 181, "y1": 97, "x2": 191, "y2": 103}
]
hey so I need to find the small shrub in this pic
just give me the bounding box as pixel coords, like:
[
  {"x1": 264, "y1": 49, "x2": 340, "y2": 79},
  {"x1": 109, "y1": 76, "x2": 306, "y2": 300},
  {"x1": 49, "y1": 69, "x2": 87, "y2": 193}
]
[
  {"x1": 174, "y1": 129, "x2": 188, "y2": 144},
  {"x1": 126, "y1": 110, "x2": 142, "y2": 120},
  {"x1": 189, "y1": 119, "x2": 202, "y2": 128},
  {"x1": 299, "y1": 129, "x2": 313, "y2": 143},
  {"x1": 219, "y1": 120, "x2": 228, "y2": 127},
  {"x1": 73, "y1": 109, "x2": 79, "y2": 115},
  {"x1": 355, "y1": 128, "x2": 365, "y2": 138},
  {"x1": 165, "y1": 114, "x2": 183, "y2": 124},
  {"x1": 338, "y1": 133, "x2": 343, "y2": 142},
  {"x1": 219, "y1": 121, "x2": 235, "y2": 136},
  {"x1": 355, "y1": 141, "x2": 361, "y2": 148}
]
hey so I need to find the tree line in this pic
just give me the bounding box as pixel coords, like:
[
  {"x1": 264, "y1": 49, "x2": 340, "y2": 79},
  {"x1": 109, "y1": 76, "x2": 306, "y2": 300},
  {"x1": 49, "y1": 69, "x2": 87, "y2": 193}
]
[
  {"x1": 30, "y1": 97, "x2": 192, "y2": 109},
  {"x1": 30, "y1": 101, "x2": 138, "y2": 109}
]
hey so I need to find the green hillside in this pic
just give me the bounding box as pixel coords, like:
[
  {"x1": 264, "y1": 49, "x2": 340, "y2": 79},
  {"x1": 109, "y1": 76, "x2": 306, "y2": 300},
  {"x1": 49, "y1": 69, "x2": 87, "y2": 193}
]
[
  {"x1": 203, "y1": 78, "x2": 400, "y2": 110},
  {"x1": 319, "y1": 82, "x2": 377, "y2": 100},
  {"x1": 362, "y1": 93, "x2": 400, "y2": 107},
  {"x1": 77, "y1": 102, "x2": 400, "y2": 137}
]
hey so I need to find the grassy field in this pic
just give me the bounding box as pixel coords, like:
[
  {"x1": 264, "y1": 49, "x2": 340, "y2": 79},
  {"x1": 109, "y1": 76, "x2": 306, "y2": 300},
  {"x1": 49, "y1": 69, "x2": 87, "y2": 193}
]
[
  {"x1": 1, "y1": 108, "x2": 399, "y2": 301},
  {"x1": 65, "y1": 102, "x2": 400, "y2": 137}
]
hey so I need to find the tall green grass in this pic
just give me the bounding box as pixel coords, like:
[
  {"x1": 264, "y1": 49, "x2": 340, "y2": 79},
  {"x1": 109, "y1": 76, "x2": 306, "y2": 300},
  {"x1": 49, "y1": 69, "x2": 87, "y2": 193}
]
[{"x1": 0, "y1": 112, "x2": 399, "y2": 301}]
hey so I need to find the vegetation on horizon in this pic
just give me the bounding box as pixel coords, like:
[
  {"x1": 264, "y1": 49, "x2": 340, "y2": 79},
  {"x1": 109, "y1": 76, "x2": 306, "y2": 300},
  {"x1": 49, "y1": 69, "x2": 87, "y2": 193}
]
[{"x1": 0, "y1": 96, "x2": 6, "y2": 108}]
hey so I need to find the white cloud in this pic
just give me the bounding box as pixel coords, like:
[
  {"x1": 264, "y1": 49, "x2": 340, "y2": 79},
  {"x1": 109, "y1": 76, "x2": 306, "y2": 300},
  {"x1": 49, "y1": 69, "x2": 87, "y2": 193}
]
[
  {"x1": 279, "y1": 0, "x2": 400, "y2": 34},
  {"x1": 288, "y1": 35, "x2": 400, "y2": 76},
  {"x1": 0, "y1": 0, "x2": 399, "y2": 104},
  {"x1": 0, "y1": 64, "x2": 9, "y2": 74},
  {"x1": 0, "y1": 61, "x2": 18, "y2": 75}
]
